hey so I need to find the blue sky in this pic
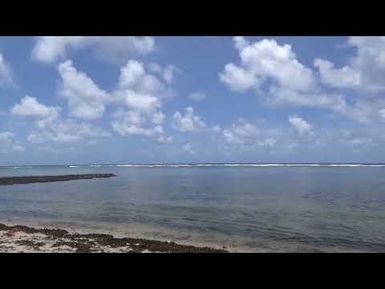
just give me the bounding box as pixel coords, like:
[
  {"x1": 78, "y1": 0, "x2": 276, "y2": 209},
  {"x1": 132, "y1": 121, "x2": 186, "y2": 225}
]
[{"x1": 1, "y1": 36, "x2": 385, "y2": 165}]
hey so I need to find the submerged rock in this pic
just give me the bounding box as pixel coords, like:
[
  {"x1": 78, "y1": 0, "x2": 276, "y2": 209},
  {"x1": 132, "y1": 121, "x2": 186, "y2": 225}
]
[{"x1": 0, "y1": 174, "x2": 116, "y2": 185}]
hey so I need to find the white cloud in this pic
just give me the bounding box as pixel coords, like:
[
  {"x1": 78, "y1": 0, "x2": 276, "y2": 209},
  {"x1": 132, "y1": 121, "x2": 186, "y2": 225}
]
[
  {"x1": 220, "y1": 119, "x2": 291, "y2": 150},
  {"x1": 288, "y1": 115, "x2": 313, "y2": 137},
  {"x1": 92, "y1": 37, "x2": 155, "y2": 65},
  {"x1": 111, "y1": 60, "x2": 171, "y2": 142},
  {"x1": 28, "y1": 118, "x2": 109, "y2": 144},
  {"x1": 189, "y1": 91, "x2": 207, "y2": 102},
  {"x1": 182, "y1": 143, "x2": 195, "y2": 154},
  {"x1": 347, "y1": 37, "x2": 385, "y2": 90},
  {"x1": 0, "y1": 53, "x2": 13, "y2": 87},
  {"x1": 311, "y1": 38, "x2": 385, "y2": 123},
  {"x1": 220, "y1": 63, "x2": 259, "y2": 92},
  {"x1": 172, "y1": 107, "x2": 206, "y2": 132},
  {"x1": 32, "y1": 37, "x2": 88, "y2": 64},
  {"x1": 162, "y1": 65, "x2": 180, "y2": 84},
  {"x1": 343, "y1": 100, "x2": 376, "y2": 123},
  {"x1": 220, "y1": 37, "x2": 363, "y2": 121},
  {"x1": 378, "y1": 108, "x2": 385, "y2": 119},
  {"x1": 157, "y1": 135, "x2": 173, "y2": 144},
  {"x1": 337, "y1": 129, "x2": 375, "y2": 148},
  {"x1": 147, "y1": 63, "x2": 180, "y2": 84},
  {"x1": 222, "y1": 120, "x2": 259, "y2": 146},
  {"x1": 58, "y1": 60, "x2": 110, "y2": 120},
  {"x1": 11, "y1": 96, "x2": 108, "y2": 144},
  {"x1": 32, "y1": 37, "x2": 155, "y2": 64},
  {"x1": 11, "y1": 95, "x2": 60, "y2": 119},
  {"x1": 112, "y1": 114, "x2": 164, "y2": 137},
  {"x1": 314, "y1": 37, "x2": 385, "y2": 91},
  {"x1": 14, "y1": 59, "x2": 176, "y2": 144},
  {"x1": 0, "y1": 132, "x2": 24, "y2": 153},
  {"x1": 233, "y1": 36, "x2": 249, "y2": 51},
  {"x1": 314, "y1": 58, "x2": 360, "y2": 88},
  {"x1": 257, "y1": 138, "x2": 277, "y2": 148},
  {"x1": 220, "y1": 37, "x2": 315, "y2": 93},
  {"x1": 117, "y1": 60, "x2": 164, "y2": 95},
  {"x1": 268, "y1": 87, "x2": 347, "y2": 113}
]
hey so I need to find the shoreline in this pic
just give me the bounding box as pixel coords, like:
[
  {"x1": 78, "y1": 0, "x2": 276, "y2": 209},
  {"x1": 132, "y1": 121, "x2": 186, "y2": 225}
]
[{"x1": 0, "y1": 222, "x2": 228, "y2": 253}]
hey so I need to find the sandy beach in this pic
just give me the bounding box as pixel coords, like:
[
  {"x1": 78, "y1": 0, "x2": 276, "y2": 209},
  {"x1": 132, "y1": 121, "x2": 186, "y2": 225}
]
[{"x1": 0, "y1": 222, "x2": 227, "y2": 253}]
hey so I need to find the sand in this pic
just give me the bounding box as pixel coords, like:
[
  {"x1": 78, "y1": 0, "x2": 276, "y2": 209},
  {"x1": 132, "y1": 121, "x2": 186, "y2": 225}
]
[{"x1": 0, "y1": 222, "x2": 227, "y2": 253}]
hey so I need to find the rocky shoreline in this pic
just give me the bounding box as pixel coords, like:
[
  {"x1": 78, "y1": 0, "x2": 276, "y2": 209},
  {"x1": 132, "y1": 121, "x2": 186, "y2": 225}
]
[
  {"x1": 0, "y1": 174, "x2": 116, "y2": 185},
  {"x1": 0, "y1": 223, "x2": 228, "y2": 253}
]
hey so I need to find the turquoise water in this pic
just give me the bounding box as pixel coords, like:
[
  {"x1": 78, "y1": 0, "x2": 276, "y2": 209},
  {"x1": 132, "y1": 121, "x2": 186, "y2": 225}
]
[{"x1": 1, "y1": 164, "x2": 385, "y2": 251}]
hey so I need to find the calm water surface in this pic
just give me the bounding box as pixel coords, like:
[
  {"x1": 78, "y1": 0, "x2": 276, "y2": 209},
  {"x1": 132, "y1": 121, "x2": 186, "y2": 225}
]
[{"x1": 1, "y1": 164, "x2": 385, "y2": 252}]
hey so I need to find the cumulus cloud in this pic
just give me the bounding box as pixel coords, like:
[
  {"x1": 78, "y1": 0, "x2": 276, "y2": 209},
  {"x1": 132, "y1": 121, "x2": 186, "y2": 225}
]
[
  {"x1": 28, "y1": 118, "x2": 109, "y2": 144},
  {"x1": 172, "y1": 107, "x2": 206, "y2": 132},
  {"x1": 11, "y1": 96, "x2": 108, "y2": 144},
  {"x1": 116, "y1": 60, "x2": 164, "y2": 95},
  {"x1": 32, "y1": 37, "x2": 155, "y2": 64},
  {"x1": 157, "y1": 135, "x2": 173, "y2": 144},
  {"x1": 221, "y1": 120, "x2": 260, "y2": 146},
  {"x1": 148, "y1": 63, "x2": 181, "y2": 84},
  {"x1": 162, "y1": 65, "x2": 180, "y2": 84},
  {"x1": 217, "y1": 119, "x2": 287, "y2": 154},
  {"x1": 220, "y1": 37, "x2": 315, "y2": 93},
  {"x1": 337, "y1": 129, "x2": 376, "y2": 148},
  {"x1": 220, "y1": 63, "x2": 259, "y2": 92},
  {"x1": 220, "y1": 37, "x2": 382, "y2": 124},
  {"x1": 314, "y1": 38, "x2": 385, "y2": 91},
  {"x1": 182, "y1": 143, "x2": 195, "y2": 154},
  {"x1": 34, "y1": 58, "x2": 175, "y2": 143},
  {"x1": 11, "y1": 59, "x2": 175, "y2": 144},
  {"x1": 312, "y1": 37, "x2": 385, "y2": 123},
  {"x1": 347, "y1": 37, "x2": 385, "y2": 90},
  {"x1": 314, "y1": 58, "x2": 360, "y2": 88},
  {"x1": 189, "y1": 91, "x2": 207, "y2": 102},
  {"x1": 11, "y1": 95, "x2": 60, "y2": 119},
  {"x1": 0, "y1": 53, "x2": 13, "y2": 87},
  {"x1": 0, "y1": 132, "x2": 24, "y2": 153},
  {"x1": 217, "y1": 115, "x2": 384, "y2": 155},
  {"x1": 111, "y1": 60, "x2": 171, "y2": 142},
  {"x1": 288, "y1": 115, "x2": 313, "y2": 137},
  {"x1": 267, "y1": 87, "x2": 347, "y2": 112},
  {"x1": 57, "y1": 60, "x2": 110, "y2": 120},
  {"x1": 233, "y1": 36, "x2": 249, "y2": 51}
]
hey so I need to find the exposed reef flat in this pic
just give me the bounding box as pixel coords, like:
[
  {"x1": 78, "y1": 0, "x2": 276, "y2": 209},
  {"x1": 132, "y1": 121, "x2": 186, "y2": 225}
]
[
  {"x1": 0, "y1": 223, "x2": 227, "y2": 253},
  {"x1": 0, "y1": 174, "x2": 116, "y2": 186}
]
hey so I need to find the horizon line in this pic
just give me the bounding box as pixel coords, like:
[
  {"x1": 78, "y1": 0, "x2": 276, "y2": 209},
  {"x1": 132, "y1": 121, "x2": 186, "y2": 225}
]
[{"x1": 2, "y1": 162, "x2": 385, "y2": 167}]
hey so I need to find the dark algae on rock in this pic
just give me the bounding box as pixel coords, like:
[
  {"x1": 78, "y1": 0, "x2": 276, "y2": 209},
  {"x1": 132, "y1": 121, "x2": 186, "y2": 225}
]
[
  {"x1": 0, "y1": 223, "x2": 228, "y2": 253},
  {"x1": 0, "y1": 174, "x2": 116, "y2": 185}
]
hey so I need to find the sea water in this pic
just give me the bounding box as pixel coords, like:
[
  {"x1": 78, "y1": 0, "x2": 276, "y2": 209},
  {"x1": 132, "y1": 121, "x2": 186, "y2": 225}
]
[{"x1": 1, "y1": 163, "x2": 385, "y2": 252}]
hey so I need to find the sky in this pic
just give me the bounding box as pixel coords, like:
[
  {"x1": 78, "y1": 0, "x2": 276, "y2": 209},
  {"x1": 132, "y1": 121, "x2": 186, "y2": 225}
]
[{"x1": 1, "y1": 36, "x2": 385, "y2": 165}]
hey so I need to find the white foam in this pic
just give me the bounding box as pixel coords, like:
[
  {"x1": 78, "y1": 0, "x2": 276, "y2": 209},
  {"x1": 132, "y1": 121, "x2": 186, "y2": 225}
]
[{"x1": 112, "y1": 163, "x2": 385, "y2": 168}]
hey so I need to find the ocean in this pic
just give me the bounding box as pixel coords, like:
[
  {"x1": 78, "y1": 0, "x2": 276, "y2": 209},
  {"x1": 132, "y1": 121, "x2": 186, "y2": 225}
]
[{"x1": 1, "y1": 163, "x2": 385, "y2": 252}]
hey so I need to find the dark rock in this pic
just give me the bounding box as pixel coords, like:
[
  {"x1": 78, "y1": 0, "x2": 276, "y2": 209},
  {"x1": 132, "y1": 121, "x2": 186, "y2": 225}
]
[{"x1": 0, "y1": 174, "x2": 116, "y2": 186}]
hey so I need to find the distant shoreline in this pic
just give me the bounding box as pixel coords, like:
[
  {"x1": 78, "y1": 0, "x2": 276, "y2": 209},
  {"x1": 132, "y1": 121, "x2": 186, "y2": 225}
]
[
  {"x1": 3, "y1": 162, "x2": 385, "y2": 167},
  {"x1": 0, "y1": 222, "x2": 227, "y2": 253}
]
